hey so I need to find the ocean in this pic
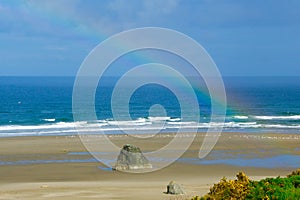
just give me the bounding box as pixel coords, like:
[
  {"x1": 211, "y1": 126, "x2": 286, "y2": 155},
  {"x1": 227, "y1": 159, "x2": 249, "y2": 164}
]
[{"x1": 0, "y1": 76, "x2": 300, "y2": 137}]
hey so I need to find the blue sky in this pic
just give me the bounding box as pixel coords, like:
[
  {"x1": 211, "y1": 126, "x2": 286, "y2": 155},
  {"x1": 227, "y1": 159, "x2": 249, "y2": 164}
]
[{"x1": 0, "y1": 0, "x2": 299, "y2": 76}]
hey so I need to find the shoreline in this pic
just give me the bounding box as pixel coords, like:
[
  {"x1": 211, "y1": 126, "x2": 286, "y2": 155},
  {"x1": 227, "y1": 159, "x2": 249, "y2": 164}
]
[
  {"x1": 1, "y1": 128, "x2": 300, "y2": 137},
  {"x1": 1, "y1": 127, "x2": 300, "y2": 138},
  {"x1": 0, "y1": 132, "x2": 299, "y2": 199}
]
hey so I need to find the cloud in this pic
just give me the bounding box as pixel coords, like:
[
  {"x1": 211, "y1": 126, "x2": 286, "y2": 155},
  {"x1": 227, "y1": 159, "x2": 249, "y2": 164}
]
[
  {"x1": 0, "y1": 0, "x2": 182, "y2": 40},
  {"x1": 0, "y1": 0, "x2": 299, "y2": 76},
  {"x1": 2, "y1": 0, "x2": 299, "y2": 41}
]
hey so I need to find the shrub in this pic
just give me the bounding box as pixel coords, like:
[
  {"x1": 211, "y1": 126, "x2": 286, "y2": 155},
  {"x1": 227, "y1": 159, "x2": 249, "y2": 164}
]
[
  {"x1": 192, "y1": 168, "x2": 300, "y2": 200},
  {"x1": 200, "y1": 172, "x2": 250, "y2": 200},
  {"x1": 247, "y1": 175, "x2": 300, "y2": 199}
]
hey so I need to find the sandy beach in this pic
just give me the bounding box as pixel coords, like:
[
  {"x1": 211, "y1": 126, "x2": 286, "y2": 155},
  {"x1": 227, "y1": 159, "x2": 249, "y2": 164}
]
[{"x1": 0, "y1": 132, "x2": 299, "y2": 199}]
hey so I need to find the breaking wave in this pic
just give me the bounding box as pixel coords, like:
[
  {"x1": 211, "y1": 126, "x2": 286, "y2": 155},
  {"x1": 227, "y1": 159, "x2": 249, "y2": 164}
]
[{"x1": 1, "y1": 115, "x2": 300, "y2": 137}]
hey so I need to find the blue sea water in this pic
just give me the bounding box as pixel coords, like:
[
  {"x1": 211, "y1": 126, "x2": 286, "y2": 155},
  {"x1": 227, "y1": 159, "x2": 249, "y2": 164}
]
[{"x1": 0, "y1": 76, "x2": 300, "y2": 137}]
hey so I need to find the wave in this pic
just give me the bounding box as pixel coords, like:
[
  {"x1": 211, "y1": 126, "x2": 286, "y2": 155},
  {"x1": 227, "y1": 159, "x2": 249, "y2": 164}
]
[
  {"x1": 253, "y1": 115, "x2": 300, "y2": 120},
  {"x1": 232, "y1": 115, "x2": 249, "y2": 119},
  {"x1": 166, "y1": 118, "x2": 180, "y2": 122},
  {"x1": 231, "y1": 115, "x2": 300, "y2": 120},
  {"x1": 1, "y1": 116, "x2": 300, "y2": 137},
  {"x1": 106, "y1": 118, "x2": 149, "y2": 126},
  {"x1": 0, "y1": 122, "x2": 78, "y2": 131},
  {"x1": 42, "y1": 118, "x2": 56, "y2": 122},
  {"x1": 167, "y1": 121, "x2": 197, "y2": 125},
  {"x1": 148, "y1": 116, "x2": 171, "y2": 121}
]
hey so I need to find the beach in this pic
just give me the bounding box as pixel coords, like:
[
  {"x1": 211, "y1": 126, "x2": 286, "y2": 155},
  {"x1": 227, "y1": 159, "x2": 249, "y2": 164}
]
[
  {"x1": 1, "y1": 0, "x2": 300, "y2": 199},
  {"x1": 0, "y1": 132, "x2": 299, "y2": 199}
]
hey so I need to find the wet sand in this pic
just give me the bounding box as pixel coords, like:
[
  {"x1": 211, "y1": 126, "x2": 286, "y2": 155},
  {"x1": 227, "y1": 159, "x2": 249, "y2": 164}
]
[{"x1": 0, "y1": 132, "x2": 299, "y2": 199}]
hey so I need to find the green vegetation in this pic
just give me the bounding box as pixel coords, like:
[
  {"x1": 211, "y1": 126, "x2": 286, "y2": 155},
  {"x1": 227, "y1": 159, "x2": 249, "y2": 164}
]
[
  {"x1": 247, "y1": 175, "x2": 300, "y2": 199},
  {"x1": 192, "y1": 169, "x2": 300, "y2": 200}
]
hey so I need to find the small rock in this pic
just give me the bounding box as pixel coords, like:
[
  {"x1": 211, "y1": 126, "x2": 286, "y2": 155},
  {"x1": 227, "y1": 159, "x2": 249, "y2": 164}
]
[{"x1": 166, "y1": 181, "x2": 185, "y2": 195}]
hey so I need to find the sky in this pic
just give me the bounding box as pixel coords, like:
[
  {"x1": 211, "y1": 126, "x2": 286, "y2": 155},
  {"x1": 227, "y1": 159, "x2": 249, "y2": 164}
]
[{"x1": 0, "y1": 0, "x2": 299, "y2": 76}]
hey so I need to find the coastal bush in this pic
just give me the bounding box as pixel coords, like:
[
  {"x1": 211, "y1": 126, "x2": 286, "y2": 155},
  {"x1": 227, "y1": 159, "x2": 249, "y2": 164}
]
[
  {"x1": 192, "y1": 168, "x2": 300, "y2": 200},
  {"x1": 247, "y1": 175, "x2": 300, "y2": 199},
  {"x1": 198, "y1": 172, "x2": 250, "y2": 200}
]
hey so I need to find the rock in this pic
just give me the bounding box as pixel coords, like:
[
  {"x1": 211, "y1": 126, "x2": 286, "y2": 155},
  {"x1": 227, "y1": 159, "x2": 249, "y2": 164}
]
[
  {"x1": 166, "y1": 181, "x2": 185, "y2": 195},
  {"x1": 113, "y1": 144, "x2": 152, "y2": 171}
]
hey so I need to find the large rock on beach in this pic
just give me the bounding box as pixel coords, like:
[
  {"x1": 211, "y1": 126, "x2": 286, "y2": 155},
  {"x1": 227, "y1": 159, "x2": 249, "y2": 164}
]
[
  {"x1": 166, "y1": 181, "x2": 185, "y2": 195},
  {"x1": 113, "y1": 144, "x2": 152, "y2": 171}
]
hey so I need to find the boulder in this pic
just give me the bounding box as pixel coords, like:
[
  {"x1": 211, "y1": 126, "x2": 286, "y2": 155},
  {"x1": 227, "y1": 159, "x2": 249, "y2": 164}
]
[
  {"x1": 166, "y1": 181, "x2": 185, "y2": 195},
  {"x1": 113, "y1": 144, "x2": 152, "y2": 171}
]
